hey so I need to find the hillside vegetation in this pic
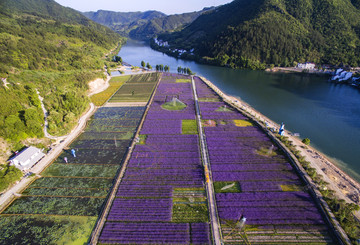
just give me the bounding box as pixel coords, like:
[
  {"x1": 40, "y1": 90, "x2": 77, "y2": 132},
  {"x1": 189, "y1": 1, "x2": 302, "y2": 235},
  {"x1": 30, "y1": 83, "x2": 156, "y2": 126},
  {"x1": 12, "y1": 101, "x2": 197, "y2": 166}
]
[
  {"x1": 83, "y1": 10, "x2": 166, "y2": 38},
  {"x1": 158, "y1": 0, "x2": 360, "y2": 69},
  {"x1": 84, "y1": 8, "x2": 213, "y2": 40},
  {"x1": 0, "y1": 0, "x2": 123, "y2": 160}
]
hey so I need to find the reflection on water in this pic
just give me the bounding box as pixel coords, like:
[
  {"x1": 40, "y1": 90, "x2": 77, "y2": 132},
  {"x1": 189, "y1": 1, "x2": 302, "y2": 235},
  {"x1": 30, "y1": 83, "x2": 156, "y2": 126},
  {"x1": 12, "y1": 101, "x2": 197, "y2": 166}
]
[{"x1": 119, "y1": 39, "x2": 360, "y2": 181}]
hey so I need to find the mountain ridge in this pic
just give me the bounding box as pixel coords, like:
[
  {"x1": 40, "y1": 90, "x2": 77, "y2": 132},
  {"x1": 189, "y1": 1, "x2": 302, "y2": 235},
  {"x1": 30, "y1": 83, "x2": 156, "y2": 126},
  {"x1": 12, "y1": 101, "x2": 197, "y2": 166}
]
[{"x1": 157, "y1": 0, "x2": 360, "y2": 69}]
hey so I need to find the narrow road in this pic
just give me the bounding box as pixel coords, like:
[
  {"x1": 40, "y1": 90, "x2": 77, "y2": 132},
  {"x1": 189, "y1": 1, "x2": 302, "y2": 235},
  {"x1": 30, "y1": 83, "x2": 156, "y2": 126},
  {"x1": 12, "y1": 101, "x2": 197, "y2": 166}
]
[
  {"x1": 36, "y1": 89, "x2": 61, "y2": 140},
  {"x1": 0, "y1": 103, "x2": 96, "y2": 211},
  {"x1": 191, "y1": 76, "x2": 222, "y2": 245}
]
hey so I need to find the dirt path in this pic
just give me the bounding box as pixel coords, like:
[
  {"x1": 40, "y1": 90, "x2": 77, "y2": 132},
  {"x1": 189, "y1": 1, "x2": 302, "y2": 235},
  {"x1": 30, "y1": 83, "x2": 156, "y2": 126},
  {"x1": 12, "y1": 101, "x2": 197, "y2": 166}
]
[{"x1": 191, "y1": 76, "x2": 222, "y2": 244}]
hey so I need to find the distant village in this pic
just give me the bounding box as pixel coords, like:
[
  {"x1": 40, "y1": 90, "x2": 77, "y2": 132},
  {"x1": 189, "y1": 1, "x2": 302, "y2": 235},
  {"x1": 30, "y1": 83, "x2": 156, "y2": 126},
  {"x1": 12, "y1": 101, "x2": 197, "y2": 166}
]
[
  {"x1": 295, "y1": 62, "x2": 360, "y2": 87},
  {"x1": 153, "y1": 38, "x2": 195, "y2": 57}
]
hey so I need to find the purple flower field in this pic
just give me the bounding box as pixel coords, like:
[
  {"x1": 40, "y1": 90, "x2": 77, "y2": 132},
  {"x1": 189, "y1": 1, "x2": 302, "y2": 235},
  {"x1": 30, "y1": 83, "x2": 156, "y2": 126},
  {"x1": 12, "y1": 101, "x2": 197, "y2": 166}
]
[
  {"x1": 99, "y1": 74, "x2": 210, "y2": 244},
  {"x1": 98, "y1": 75, "x2": 335, "y2": 244},
  {"x1": 195, "y1": 77, "x2": 335, "y2": 243}
]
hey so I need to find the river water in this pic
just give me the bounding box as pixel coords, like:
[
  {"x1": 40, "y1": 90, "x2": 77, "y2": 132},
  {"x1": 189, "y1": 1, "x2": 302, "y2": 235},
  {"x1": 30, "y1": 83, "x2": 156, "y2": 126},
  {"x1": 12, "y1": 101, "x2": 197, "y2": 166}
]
[{"x1": 118, "y1": 39, "x2": 360, "y2": 182}]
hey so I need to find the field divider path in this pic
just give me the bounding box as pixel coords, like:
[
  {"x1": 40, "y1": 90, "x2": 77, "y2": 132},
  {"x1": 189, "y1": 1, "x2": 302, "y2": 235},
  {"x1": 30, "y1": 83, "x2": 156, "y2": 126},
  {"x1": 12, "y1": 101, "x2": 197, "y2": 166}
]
[
  {"x1": 89, "y1": 73, "x2": 162, "y2": 245},
  {"x1": 191, "y1": 75, "x2": 223, "y2": 245}
]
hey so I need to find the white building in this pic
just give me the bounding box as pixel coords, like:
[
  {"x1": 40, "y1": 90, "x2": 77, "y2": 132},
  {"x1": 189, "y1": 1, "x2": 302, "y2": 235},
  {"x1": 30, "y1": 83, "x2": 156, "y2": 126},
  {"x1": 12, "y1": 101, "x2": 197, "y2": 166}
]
[
  {"x1": 9, "y1": 146, "x2": 45, "y2": 171},
  {"x1": 297, "y1": 62, "x2": 316, "y2": 70}
]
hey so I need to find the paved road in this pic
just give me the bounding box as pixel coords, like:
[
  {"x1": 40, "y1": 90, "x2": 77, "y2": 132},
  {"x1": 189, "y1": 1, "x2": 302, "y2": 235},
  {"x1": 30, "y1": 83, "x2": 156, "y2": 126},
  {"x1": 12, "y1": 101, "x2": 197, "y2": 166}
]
[{"x1": 191, "y1": 76, "x2": 222, "y2": 245}]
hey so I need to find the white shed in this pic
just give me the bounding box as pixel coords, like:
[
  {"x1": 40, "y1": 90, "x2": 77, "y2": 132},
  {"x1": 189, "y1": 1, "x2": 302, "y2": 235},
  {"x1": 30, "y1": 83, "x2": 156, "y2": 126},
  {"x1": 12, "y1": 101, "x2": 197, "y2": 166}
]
[{"x1": 9, "y1": 146, "x2": 45, "y2": 171}]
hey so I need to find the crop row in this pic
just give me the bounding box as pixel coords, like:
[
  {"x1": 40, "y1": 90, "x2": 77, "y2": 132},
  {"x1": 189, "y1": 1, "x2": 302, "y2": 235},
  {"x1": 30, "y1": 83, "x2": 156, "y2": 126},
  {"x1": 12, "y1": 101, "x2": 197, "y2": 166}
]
[
  {"x1": 0, "y1": 107, "x2": 147, "y2": 244},
  {"x1": 99, "y1": 74, "x2": 210, "y2": 244},
  {"x1": 196, "y1": 80, "x2": 334, "y2": 243}
]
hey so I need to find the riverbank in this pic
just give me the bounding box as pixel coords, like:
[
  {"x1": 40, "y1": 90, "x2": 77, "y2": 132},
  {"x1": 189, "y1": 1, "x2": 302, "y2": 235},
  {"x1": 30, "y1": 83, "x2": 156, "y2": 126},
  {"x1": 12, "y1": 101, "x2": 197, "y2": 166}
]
[
  {"x1": 199, "y1": 76, "x2": 360, "y2": 212},
  {"x1": 266, "y1": 67, "x2": 333, "y2": 76}
]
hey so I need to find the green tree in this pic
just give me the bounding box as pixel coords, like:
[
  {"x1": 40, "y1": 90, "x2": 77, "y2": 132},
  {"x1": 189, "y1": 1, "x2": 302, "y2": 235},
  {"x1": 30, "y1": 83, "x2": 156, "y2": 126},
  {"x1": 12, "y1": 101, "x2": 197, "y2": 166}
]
[
  {"x1": 146, "y1": 62, "x2": 152, "y2": 70},
  {"x1": 141, "y1": 60, "x2": 145, "y2": 68},
  {"x1": 302, "y1": 138, "x2": 311, "y2": 145}
]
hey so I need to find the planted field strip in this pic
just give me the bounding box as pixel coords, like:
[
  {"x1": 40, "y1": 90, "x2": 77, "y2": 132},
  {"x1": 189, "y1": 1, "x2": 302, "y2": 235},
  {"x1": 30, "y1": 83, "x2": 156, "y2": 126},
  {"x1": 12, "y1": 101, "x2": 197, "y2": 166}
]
[
  {"x1": 108, "y1": 73, "x2": 159, "y2": 103},
  {"x1": 98, "y1": 73, "x2": 211, "y2": 244},
  {"x1": 22, "y1": 187, "x2": 110, "y2": 197},
  {"x1": 195, "y1": 77, "x2": 336, "y2": 244},
  {"x1": 42, "y1": 164, "x2": 119, "y2": 177},
  {"x1": 126, "y1": 73, "x2": 160, "y2": 83},
  {"x1": 0, "y1": 106, "x2": 147, "y2": 244},
  {"x1": 2, "y1": 196, "x2": 104, "y2": 216}
]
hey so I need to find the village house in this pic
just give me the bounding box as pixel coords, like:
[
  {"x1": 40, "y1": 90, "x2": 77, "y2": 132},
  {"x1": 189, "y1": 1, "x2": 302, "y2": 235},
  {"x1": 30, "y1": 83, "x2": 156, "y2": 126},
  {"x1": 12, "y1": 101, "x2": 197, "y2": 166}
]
[
  {"x1": 9, "y1": 146, "x2": 45, "y2": 171},
  {"x1": 297, "y1": 62, "x2": 316, "y2": 70}
]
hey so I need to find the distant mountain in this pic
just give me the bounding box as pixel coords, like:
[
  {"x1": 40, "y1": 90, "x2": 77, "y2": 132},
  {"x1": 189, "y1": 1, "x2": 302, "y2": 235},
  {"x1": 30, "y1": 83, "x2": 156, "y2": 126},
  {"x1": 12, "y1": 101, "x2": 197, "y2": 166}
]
[
  {"x1": 0, "y1": 0, "x2": 122, "y2": 151},
  {"x1": 83, "y1": 10, "x2": 166, "y2": 37},
  {"x1": 83, "y1": 8, "x2": 214, "y2": 40},
  {"x1": 157, "y1": 0, "x2": 360, "y2": 69},
  {"x1": 129, "y1": 8, "x2": 214, "y2": 40}
]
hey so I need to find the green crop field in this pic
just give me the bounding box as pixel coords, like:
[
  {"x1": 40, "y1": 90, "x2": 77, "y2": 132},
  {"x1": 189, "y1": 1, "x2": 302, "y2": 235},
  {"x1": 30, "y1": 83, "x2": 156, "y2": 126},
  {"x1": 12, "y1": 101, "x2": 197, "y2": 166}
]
[{"x1": 0, "y1": 215, "x2": 97, "y2": 245}]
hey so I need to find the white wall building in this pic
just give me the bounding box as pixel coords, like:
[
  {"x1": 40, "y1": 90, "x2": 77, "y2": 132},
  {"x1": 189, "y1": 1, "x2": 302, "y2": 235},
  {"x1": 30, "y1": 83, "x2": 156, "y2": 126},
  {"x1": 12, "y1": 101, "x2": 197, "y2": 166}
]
[
  {"x1": 9, "y1": 146, "x2": 45, "y2": 171},
  {"x1": 297, "y1": 62, "x2": 316, "y2": 70}
]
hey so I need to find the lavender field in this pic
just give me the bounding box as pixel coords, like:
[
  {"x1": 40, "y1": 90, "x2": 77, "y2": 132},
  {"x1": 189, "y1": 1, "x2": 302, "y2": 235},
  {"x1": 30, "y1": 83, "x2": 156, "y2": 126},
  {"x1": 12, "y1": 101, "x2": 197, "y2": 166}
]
[
  {"x1": 99, "y1": 74, "x2": 211, "y2": 244},
  {"x1": 195, "y1": 77, "x2": 336, "y2": 244}
]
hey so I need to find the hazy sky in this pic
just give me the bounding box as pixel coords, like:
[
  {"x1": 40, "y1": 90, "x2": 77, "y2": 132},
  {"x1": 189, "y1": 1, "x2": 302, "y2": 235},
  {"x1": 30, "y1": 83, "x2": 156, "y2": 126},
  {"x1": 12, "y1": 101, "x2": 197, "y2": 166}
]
[{"x1": 54, "y1": 0, "x2": 233, "y2": 14}]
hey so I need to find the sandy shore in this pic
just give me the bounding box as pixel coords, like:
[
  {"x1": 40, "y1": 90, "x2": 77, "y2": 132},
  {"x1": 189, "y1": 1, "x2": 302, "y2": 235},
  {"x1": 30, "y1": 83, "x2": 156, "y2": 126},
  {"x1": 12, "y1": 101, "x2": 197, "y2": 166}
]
[{"x1": 199, "y1": 76, "x2": 360, "y2": 216}]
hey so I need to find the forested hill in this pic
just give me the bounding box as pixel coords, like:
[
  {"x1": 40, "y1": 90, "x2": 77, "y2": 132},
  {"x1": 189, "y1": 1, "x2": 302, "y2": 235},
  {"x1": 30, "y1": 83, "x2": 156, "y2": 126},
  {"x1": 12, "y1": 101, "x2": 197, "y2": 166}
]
[
  {"x1": 0, "y1": 0, "x2": 122, "y2": 163},
  {"x1": 158, "y1": 0, "x2": 360, "y2": 69},
  {"x1": 83, "y1": 10, "x2": 166, "y2": 37},
  {"x1": 128, "y1": 8, "x2": 214, "y2": 40},
  {"x1": 83, "y1": 8, "x2": 214, "y2": 40}
]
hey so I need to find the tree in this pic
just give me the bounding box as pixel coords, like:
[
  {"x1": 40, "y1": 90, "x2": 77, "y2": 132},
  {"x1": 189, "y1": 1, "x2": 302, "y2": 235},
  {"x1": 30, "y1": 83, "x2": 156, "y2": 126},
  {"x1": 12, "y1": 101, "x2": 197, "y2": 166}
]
[
  {"x1": 302, "y1": 138, "x2": 310, "y2": 145},
  {"x1": 177, "y1": 66, "x2": 182, "y2": 74},
  {"x1": 159, "y1": 64, "x2": 164, "y2": 72},
  {"x1": 113, "y1": 56, "x2": 122, "y2": 63},
  {"x1": 156, "y1": 65, "x2": 159, "y2": 71},
  {"x1": 146, "y1": 62, "x2": 152, "y2": 70},
  {"x1": 164, "y1": 65, "x2": 169, "y2": 72},
  {"x1": 141, "y1": 60, "x2": 145, "y2": 68}
]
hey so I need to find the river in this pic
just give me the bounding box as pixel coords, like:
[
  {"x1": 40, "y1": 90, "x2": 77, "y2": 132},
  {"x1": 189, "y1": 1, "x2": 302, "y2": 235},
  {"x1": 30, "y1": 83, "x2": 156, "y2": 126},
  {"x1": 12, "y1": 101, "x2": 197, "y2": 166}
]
[{"x1": 118, "y1": 39, "x2": 360, "y2": 182}]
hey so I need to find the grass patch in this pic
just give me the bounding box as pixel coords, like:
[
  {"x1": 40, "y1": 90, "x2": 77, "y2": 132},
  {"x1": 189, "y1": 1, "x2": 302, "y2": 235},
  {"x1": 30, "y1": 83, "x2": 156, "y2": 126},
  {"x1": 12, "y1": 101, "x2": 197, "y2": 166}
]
[
  {"x1": 281, "y1": 185, "x2": 303, "y2": 192},
  {"x1": 182, "y1": 120, "x2": 198, "y2": 135},
  {"x1": 256, "y1": 147, "x2": 278, "y2": 157},
  {"x1": 0, "y1": 215, "x2": 97, "y2": 245},
  {"x1": 214, "y1": 181, "x2": 241, "y2": 193},
  {"x1": 90, "y1": 81, "x2": 126, "y2": 106},
  {"x1": 172, "y1": 188, "x2": 208, "y2": 223},
  {"x1": 161, "y1": 99, "x2": 187, "y2": 111},
  {"x1": 234, "y1": 119, "x2": 253, "y2": 127},
  {"x1": 198, "y1": 98, "x2": 221, "y2": 102},
  {"x1": 216, "y1": 105, "x2": 234, "y2": 112},
  {"x1": 176, "y1": 79, "x2": 191, "y2": 83},
  {"x1": 109, "y1": 75, "x2": 131, "y2": 83},
  {"x1": 172, "y1": 203, "x2": 208, "y2": 223},
  {"x1": 137, "y1": 135, "x2": 147, "y2": 145}
]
